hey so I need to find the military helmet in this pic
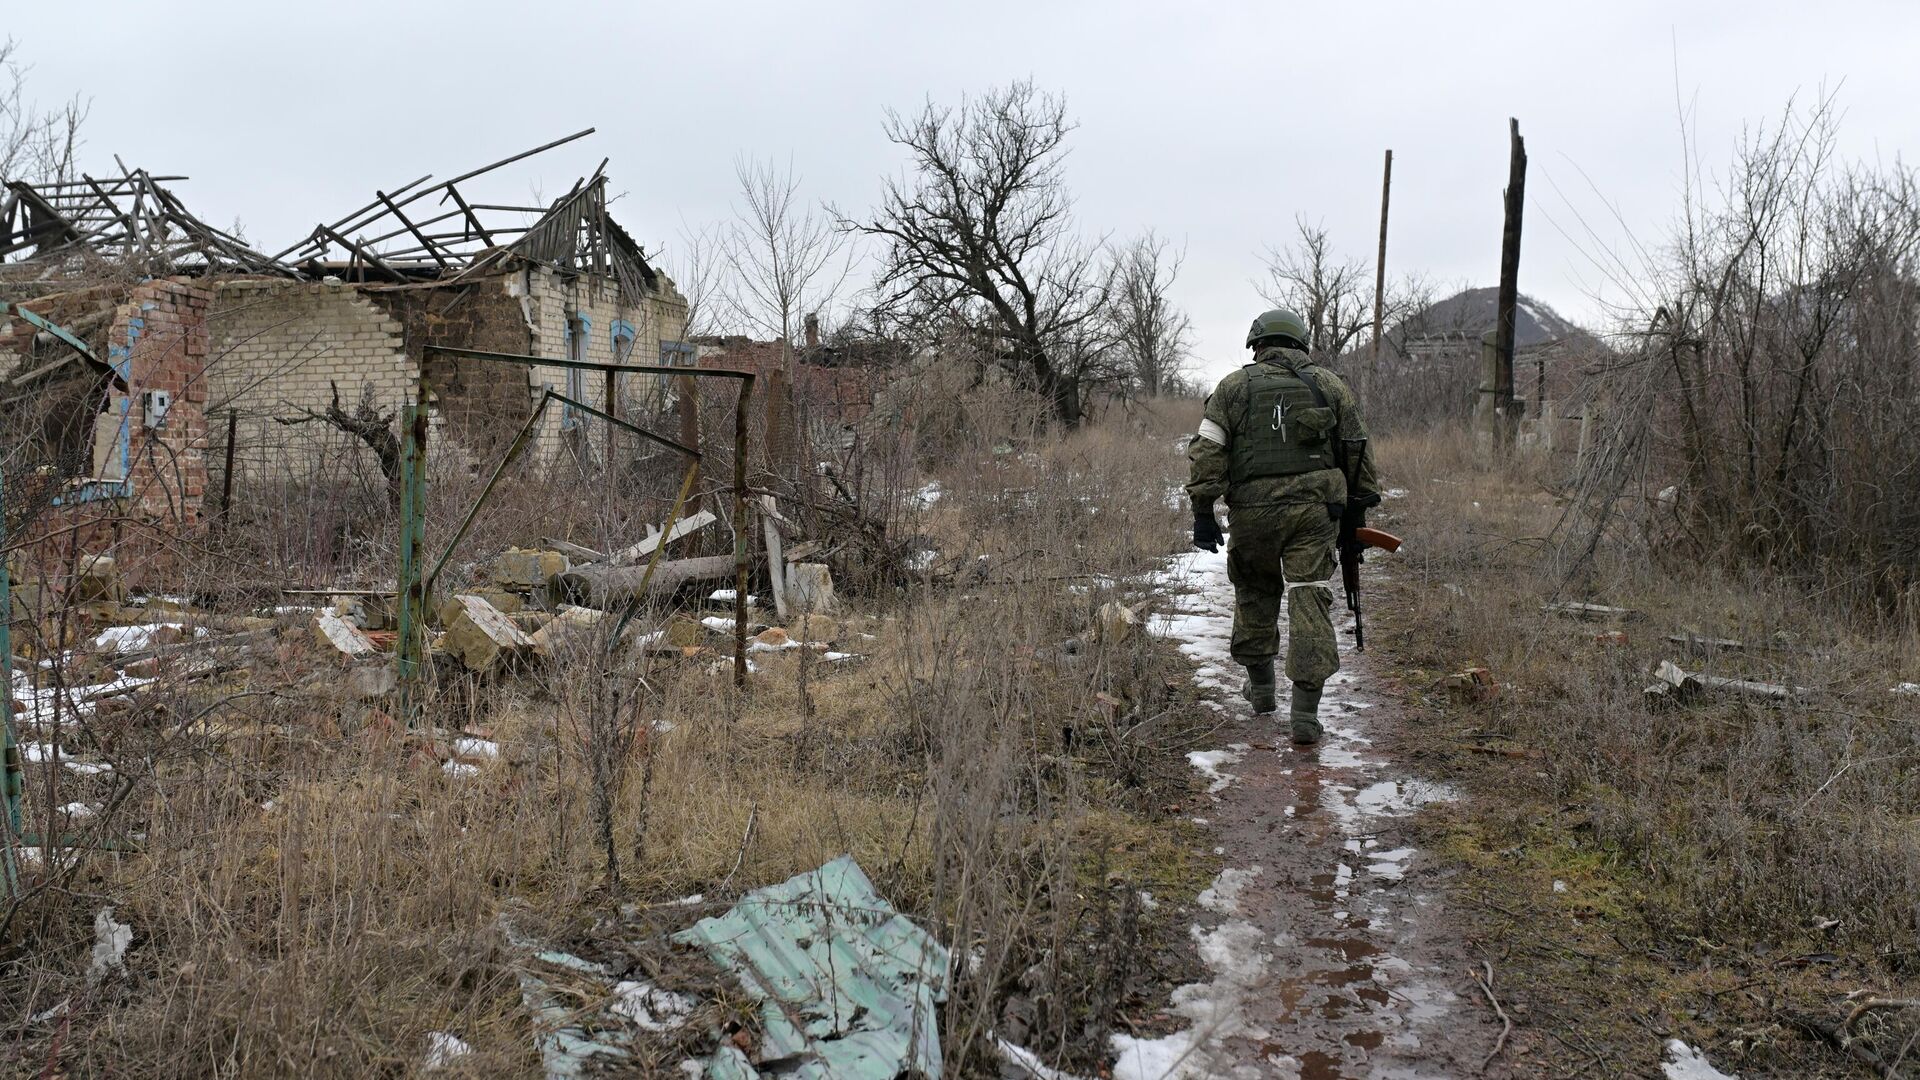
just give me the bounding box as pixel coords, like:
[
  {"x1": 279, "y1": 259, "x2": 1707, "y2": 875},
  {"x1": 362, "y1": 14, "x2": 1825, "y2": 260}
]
[{"x1": 1246, "y1": 307, "x2": 1310, "y2": 350}]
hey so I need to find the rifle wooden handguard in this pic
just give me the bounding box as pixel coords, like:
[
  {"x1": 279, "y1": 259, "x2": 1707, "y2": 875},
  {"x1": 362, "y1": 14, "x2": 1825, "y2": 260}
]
[{"x1": 1353, "y1": 526, "x2": 1403, "y2": 553}]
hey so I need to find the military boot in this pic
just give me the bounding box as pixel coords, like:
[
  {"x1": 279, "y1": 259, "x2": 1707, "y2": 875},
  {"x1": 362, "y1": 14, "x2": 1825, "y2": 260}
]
[
  {"x1": 1241, "y1": 660, "x2": 1277, "y2": 715},
  {"x1": 1289, "y1": 680, "x2": 1324, "y2": 744}
]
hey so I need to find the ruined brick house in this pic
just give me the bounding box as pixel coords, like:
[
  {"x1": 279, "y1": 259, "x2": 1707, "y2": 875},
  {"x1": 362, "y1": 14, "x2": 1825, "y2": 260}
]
[
  {"x1": 0, "y1": 136, "x2": 689, "y2": 539},
  {"x1": 694, "y1": 314, "x2": 888, "y2": 454}
]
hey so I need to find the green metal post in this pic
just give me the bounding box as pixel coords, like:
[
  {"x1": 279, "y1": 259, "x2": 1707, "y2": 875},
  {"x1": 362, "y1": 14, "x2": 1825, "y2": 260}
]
[
  {"x1": 394, "y1": 400, "x2": 429, "y2": 725},
  {"x1": 1, "y1": 468, "x2": 19, "y2": 895}
]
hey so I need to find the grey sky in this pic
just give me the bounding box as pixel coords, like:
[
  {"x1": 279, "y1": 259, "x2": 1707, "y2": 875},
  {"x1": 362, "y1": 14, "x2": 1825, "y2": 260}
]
[{"x1": 8, "y1": 1, "x2": 1918, "y2": 383}]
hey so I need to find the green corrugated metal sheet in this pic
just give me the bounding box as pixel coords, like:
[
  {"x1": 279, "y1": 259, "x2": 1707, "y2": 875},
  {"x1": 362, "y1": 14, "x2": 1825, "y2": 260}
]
[{"x1": 674, "y1": 855, "x2": 949, "y2": 1079}]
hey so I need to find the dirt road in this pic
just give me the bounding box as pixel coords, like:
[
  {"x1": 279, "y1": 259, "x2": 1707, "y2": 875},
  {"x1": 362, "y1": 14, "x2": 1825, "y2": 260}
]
[{"x1": 1120, "y1": 545, "x2": 1503, "y2": 1079}]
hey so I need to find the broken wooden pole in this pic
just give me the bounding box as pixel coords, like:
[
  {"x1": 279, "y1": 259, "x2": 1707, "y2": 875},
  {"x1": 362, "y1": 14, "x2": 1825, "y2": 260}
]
[
  {"x1": 760, "y1": 495, "x2": 789, "y2": 619},
  {"x1": 1369, "y1": 148, "x2": 1392, "y2": 388},
  {"x1": 734, "y1": 377, "x2": 753, "y2": 688},
  {"x1": 1493, "y1": 118, "x2": 1527, "y2": 452},
  {"x1": 394, "y1": 398, "x2": 430, "y2": 725},
  {"x1": 218, "y1": 407, "x2": 238, "y2": 526},
  {"x1": 676, "y1": 374, "x2": 702, "y2": 516}
]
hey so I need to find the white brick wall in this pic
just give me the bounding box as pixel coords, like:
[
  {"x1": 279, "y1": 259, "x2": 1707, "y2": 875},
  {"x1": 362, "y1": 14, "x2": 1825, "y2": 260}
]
[
  {"x1": 207, "y1": 279, "x2": 413, "y2": 481},
  {"x1": 205, "y1": 268, "x2": 687, "y2": 479}
]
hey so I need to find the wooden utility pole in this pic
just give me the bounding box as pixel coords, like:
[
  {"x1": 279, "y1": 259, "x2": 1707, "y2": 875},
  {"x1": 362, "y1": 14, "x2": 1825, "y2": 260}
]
[
  {"x1": 1493, "y1": 119, "x2": 1527, "y2": 452},
  {"x1": 1368, "y1": 149, "x2": 1393, "y2": 387}
]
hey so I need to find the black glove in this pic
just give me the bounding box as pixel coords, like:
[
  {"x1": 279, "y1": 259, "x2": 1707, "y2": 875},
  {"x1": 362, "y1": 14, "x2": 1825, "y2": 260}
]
[
  {"x1": 1192, "y1": 501, "x2": 1224, "y2": 552},
  {"x1": 1336, "y1": 491, "x2": 1379, "y2": 553}
]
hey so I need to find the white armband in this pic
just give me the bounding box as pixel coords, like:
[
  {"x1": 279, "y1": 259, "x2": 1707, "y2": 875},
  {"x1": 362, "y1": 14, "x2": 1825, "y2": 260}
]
[{"x1": 1195, "y1": 419, "x2": 1228, "y2": 446}]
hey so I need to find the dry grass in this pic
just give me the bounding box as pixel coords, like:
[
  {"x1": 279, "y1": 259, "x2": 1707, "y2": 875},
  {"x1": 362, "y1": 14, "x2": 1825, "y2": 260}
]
[
  {"x1": 1371, "y1": 426, "x2": 1920, "y2": 1076},
  {"x1": 1, "y1": 391, "x2": 1219, "y2": 1077}
]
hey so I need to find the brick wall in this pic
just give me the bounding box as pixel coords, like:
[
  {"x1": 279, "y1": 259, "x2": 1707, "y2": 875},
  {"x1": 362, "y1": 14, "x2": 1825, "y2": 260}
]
[
  {"x1": 513, "y1": 266, "x2": 688, "y2": 462},
  {"x1": 206, "y1": 278, "x2": 415, "y2": 482},
  {"x1": 368, "y1": 281, "x2": 533, "y2": 457}
]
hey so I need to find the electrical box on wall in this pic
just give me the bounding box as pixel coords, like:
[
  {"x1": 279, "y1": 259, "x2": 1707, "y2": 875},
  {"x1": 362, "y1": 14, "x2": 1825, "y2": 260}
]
[{"x1": 142, "y1": 389, "x2": 171, "y2": 428}]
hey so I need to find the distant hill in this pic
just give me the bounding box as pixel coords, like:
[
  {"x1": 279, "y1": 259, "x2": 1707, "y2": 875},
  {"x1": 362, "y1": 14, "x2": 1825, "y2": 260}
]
[{"x1": 1396, "y1": 287, "x2": 1597, "y2": 350}]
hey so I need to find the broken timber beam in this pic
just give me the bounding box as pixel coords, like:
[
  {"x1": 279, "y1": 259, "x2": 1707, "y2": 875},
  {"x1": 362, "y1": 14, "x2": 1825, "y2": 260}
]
[
  {"x1": 608, "y1": 509, "x2": 716, "y2": 566},
  {"x1": 1544, "y1": 601, "x2": 1640, "y2": 621},
  {"x1": 556, "y1": 555, "x2": 736, "y2": 608}
]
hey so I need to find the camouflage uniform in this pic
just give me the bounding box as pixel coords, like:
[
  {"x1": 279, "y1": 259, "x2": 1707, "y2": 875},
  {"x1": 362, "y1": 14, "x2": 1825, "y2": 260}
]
[{"x1": 1187, "y1": 346, "x2": 1380, "y2": 687}]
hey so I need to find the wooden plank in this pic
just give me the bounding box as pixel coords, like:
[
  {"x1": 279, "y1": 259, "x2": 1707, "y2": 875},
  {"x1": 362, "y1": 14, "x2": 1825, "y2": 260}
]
[
  {"x1": 377, "y1": 189, "x2": 449, "y2": 269},
  {"x1": 608, "y1": 509, "x2": 716, "y2": 566}
]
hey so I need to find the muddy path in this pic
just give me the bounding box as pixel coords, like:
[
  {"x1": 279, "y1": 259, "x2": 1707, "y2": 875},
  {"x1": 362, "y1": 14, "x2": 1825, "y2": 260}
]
[{"x1": 1124, "y1": 547, "x2": 1506, "y2": 1079}]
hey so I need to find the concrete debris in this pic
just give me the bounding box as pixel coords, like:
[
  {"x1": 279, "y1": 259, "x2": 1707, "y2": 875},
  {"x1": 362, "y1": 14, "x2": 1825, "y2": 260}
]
[
  {"x1": 314, "y1": 608, "x2": 378, "y2": 659},
  {"x1": 348, "y1": 593, "x2": 396, "y2": 631},
  {"x1": 71, "y1": 555, "x2": 125, "y2": 604},
  {"x1": 558, "y1": 555, "x2": 737, "y2": 608},
  {"x1": 785, "y1": 563, "x2": 838, "y2": 615},
  {"x1": 493, "y1": 547, "x2": 570, "y2": 588},
  {"x1": 1096, "y1": 601, "x2": 1140, "y2": 644},
  {"x1": 443, "y1": 595, "x2": 533, "y2": 672},
  {"x1": 528, "y1": 605, "x2": 615, "y2": 657},
  {"x1": 1436, "y1": 667, "x2": 1500, "y2": 704},
  {"x1": 788, "y1": 615, "x2": 840, "y2": 644},
  {"x1": 673, "y1": 855, "x2": 948, "y2": 1080},
  {"x1": 87, "y1": 907, "x2": 132, "y2": 985},
  {"x1": 344, "y1": 663, "x2": 398, "y2": 701},
  {"x1": 1645, "y1": 659, "x2": 1807, "y2": 704}
]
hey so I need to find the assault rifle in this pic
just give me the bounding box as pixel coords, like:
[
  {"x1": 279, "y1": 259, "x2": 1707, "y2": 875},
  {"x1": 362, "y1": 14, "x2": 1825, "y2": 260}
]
[{"x1": 1338, "y1": 492, "x2": 1402, "y2": 651}]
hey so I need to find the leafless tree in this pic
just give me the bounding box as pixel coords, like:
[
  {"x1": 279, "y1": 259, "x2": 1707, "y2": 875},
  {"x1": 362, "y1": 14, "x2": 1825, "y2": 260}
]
[
  {"x1": 851, "y1": 81, "x2": 1112, "y2": 426},
  {"x1": 720, "y1": 156, "x2": 850, "y2": 368},
  {"x1": 1109, "y1": 231, "x2": 1193, "y2": 397},
  {"x1": 1261, "y1": 219, "x2": 1377, "y2": 364},
  {"x1": 663, "y1": 218, "x2": 724, "y2": 340},
  {"x1": 0, "y1": 38, "x2": 85, "y2": 184}
]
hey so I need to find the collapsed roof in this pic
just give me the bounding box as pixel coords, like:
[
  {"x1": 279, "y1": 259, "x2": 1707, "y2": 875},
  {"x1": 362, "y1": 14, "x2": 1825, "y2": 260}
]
[
  {"x1": 0, "y1": 130, "x2": 664, "y2": 301},
  {"x1": 270, "y1": 127, "x2": 661, "y2": 300},
  {"x1": 0, "y1": 167, "x2": 296, "y2": 278}
]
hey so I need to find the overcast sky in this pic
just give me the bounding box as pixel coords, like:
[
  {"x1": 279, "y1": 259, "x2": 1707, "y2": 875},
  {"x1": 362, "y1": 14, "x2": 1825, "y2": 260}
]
[{"x1": 8, "y1": 2, "x2": 1918, "y2": 383}]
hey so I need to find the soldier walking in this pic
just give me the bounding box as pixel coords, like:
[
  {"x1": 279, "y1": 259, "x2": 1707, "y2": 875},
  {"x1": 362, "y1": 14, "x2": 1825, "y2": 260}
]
[{"x1": 1186, "y1": 308, "x2": 1381, "y2": 744}]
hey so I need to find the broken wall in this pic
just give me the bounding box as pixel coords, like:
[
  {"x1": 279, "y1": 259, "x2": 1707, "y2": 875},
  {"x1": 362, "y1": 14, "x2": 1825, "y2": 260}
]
[
  {"x1": 513, "y1": 265, "x2": 689, "y2": 463},
  {"x1": 206, "y1": 278, "x2": 414, "y2": 484},
  {"x1": 368, "y1": 279, "x2": 533, "y2": 457}
]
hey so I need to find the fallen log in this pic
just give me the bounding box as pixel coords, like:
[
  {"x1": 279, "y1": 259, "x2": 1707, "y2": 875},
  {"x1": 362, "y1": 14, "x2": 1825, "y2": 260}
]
[{"x1": 556, "y1": 555, "x2": 736, "y2": 608}]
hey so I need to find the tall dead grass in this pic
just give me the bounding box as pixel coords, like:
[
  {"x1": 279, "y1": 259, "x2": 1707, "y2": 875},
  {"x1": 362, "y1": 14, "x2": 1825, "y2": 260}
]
[
  {"x1": 1, "y1": 386, "x2": 1213, "y2": 1077},
  {"x1": 1379, "y1": 426, "x2": 1920, "y2": 973}
]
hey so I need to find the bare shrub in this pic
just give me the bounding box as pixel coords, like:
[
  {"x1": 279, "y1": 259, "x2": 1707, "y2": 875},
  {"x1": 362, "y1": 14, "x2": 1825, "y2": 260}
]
[{"x1": 1571, "y1": 95, "x2": 1920, "y2": 617}]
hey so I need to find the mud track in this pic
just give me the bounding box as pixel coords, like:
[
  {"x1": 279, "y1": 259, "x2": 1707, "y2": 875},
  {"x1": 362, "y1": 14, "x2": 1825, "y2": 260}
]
[{"x1": 1129, "y1": 548, "x2": 1505, "y2": 1079}]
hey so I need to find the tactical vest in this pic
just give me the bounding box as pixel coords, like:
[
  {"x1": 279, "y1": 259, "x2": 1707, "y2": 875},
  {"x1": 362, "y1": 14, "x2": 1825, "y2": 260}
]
[{"x1": 1228, "y1": 362, "x2": 1339, "y2": 484}]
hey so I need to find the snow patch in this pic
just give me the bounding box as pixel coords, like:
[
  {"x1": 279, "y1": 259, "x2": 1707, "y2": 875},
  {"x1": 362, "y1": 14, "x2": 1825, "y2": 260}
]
[
  {"x1": 610, "y1": 979, "x2": 695, "y2": 1032},
  {"x1": 1663, "y1": 1039, "x2": 1740, "y2": 1079},
  {"x1": 1197, "y1": 866, "x2": 1262, "y2": 915},
  {"x1": 1110, "y1": 920, "x2": 1272, "y2": 1080},
  {"x1": 1186, "y1": 746, "x2": 1248, "y2": 794},
  {"x1": 424, "y1": 1032, "x2": 472, "y2": 1070}
]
